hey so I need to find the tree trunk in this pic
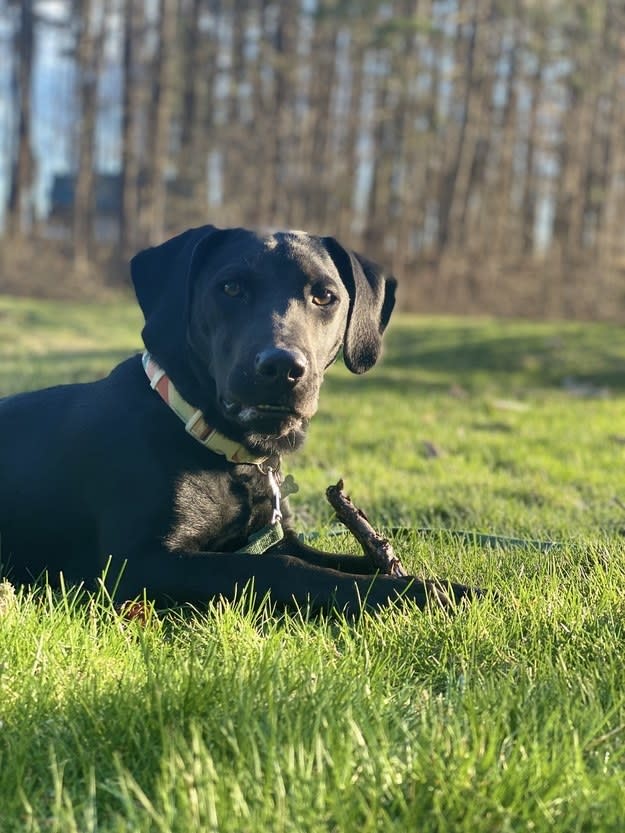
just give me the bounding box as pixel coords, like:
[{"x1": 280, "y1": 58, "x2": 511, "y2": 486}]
[
  {"x1": 437, "y1": 1, "x2": 479, "y2": 252},
  {"x1": 73, "y1": 0, "x2": 107, "y2": 277},
  {"x1": 6, "y1": 0, "x2": 35, "y2": 238},
  {"x1": 491, "y1": 7, "x2": 521, "y2": 258},
  {"x1": 119, "y1": 0, "x2": 144, "y2": 261},
  {"x1": 144, "y1": 0, "x2": 177, "y2": 243},
  {"x1": 520, "y1": 35, "x2": 545, "y2": 257}
]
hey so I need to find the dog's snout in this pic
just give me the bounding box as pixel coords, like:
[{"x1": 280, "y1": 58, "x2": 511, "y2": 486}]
[{"x1": 255, "y1": 347, "x2": 308, "y2": 385}]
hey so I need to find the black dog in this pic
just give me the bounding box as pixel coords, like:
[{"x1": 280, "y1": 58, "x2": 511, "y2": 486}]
[{"x1": 0, "y1": 225, "x2": 473, "y2": 613}]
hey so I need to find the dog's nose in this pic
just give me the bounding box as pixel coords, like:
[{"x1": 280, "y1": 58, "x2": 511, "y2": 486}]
[{"x1": 255, "y1": 348, "x2": 308, "y2": 385}]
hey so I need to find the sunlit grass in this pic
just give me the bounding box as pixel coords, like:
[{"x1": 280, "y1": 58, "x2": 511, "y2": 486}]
[{"x1": 0, "y1": 296, "x2": 141, "y2": 394}]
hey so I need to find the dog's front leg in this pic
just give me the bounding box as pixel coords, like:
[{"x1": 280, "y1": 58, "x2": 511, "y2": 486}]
[
  {"x1": 268, "y1": 536, "x2": 480, "y2": 608},
  {"x1": 110, "y1": 548, "x2": 456, "y2": 614},
  {"x1": 271, "y1": 529, "x2": 379, "y2": 574}
]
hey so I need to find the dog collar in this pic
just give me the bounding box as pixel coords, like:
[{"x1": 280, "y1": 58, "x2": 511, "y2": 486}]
[
  {"x1": 142, "y1": 351, "x2": 287, "y2": 554},
  {"x1": 141, "y1": 351, "x2": 271, "y2": 467}
]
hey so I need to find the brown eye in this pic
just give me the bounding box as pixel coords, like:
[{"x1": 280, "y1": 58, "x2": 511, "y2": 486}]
[
  {"x1": 311, "y1": 287, "x2": 336, "y2": 307},
  {"x1": 222, "y1": 280, "x2": 242, "y2": 298}
]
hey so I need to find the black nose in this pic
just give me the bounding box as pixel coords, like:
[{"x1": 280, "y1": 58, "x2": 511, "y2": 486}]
[{"x1": 255, "y1": 348, "x2": 308, "y2": 386}]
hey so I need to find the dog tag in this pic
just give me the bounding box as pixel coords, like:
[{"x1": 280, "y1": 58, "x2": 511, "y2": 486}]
[
  {"x1": 281, "y1": 474, "x2": 299, "y2": 497},
  {"x1": 266, "y1": 467, "x2": 283, "y2": 525}
]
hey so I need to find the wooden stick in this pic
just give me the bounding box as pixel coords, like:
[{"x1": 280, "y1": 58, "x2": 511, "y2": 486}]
[{"x1": 325, "y1": 480, "x2": 408, "y2": 578}]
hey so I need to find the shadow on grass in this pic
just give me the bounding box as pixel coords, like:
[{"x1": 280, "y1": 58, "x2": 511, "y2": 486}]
[
  {"x1": 328, "y1": 321, "x2": 625, "y2": 394},
  {"x1": 5, "y1": 347, "x2": 138, "y2": 366},
  {"x1": 0, "y1": 349, "x2": 138, "y2": 395}
]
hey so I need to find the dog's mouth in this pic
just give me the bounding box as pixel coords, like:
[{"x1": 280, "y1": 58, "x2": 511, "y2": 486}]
[
  {"x1": 220, "y1": 397, "x2": 302, "y2": 428},
  {"x1": 218, "y1": 395, "x2": 313, "y2": 452}
]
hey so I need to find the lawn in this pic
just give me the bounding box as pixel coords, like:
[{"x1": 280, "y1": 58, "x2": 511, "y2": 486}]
[{"x1": 1, "y1": 295, "x2": 624, "y2": 832}]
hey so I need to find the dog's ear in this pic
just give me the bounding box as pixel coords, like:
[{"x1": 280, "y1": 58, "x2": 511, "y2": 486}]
[
  {"x1": 130, "y1": 224, "x2": 228, "y2": 397},
  {"x1": 322, "y1": 237, "x2": 397, "y2": 374},
  {"x1": 130, "y1": 224, "x2": 222, "y2": 320}
]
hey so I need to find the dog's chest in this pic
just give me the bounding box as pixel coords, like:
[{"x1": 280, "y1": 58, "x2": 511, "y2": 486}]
[{"x1": 164, "y1": 467, "x2": 275, "y2": 552}]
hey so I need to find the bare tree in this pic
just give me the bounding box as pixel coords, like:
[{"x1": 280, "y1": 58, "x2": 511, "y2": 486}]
[
  {"x1": 6, "y1": 0, "x2": 35, "y2": 237},
  {"x1": 73, "y1": 0, "x2": 107, "y2": 275},
  {"x1": 119, "y1": 0, "x2": 144, "y2": 261},
  {"x1": 143, "y1": 0, "x2": 177, "y2": 242}
]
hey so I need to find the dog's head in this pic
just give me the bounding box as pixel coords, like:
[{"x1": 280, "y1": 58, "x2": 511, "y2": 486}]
[{"x1": 131, "y1": 224, "x2": 396, "y2": 455}]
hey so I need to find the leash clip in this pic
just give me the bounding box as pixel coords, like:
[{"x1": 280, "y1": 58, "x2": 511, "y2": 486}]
[{"x1": 266, "y1": 467, "x2": 283, "y2": 526}]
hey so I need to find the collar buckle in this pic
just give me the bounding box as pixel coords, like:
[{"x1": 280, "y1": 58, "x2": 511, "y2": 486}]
[{"x1": 184, "y1": 409, "x2": 204, "y2": 435}]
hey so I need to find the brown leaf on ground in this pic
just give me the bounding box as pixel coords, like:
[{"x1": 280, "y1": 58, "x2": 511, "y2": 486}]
[
  {"x1": 118, "y1": 601, "x2": 152, "y2": 625},
  {"x1": 422, "y1": 440, "x2": 443, "y2": 459},
  {"x1": 448, "y1": 384, "x2": 469, "y2": 399}
]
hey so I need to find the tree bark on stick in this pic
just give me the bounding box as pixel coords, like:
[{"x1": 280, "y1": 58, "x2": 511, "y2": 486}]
[{"x1": 325, "y1": 480, "x2": 407, "y2": 578}]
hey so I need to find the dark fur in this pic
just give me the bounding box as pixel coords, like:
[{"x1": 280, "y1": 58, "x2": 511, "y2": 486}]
[{"x1": 0, "y1": 225, "x2": 474, "y2": 613}]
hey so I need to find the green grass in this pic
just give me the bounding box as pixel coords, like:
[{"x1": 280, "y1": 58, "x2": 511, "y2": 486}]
[{"x1": 1, "y1": 295, "x2": 625, "y2": 832}]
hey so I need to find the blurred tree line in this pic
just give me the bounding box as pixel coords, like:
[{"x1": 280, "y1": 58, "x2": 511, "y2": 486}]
[{"x1": 1, "y1": 0, "x2": 624, "y2": 318}]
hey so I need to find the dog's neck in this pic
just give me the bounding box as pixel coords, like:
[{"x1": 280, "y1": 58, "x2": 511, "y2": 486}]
[{"x1": 142, "y1": 352, "x2": 274, "y2": 468}]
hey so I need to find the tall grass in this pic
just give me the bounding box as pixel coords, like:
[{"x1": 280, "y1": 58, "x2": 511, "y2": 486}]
[{"x1": 1, "y1": 297, "x2": 624, "y2": 832}]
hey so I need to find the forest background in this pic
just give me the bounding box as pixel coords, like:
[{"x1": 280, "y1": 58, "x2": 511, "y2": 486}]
[{"x1": 1, "y1": 0, "x2": 624, "y2": 320}]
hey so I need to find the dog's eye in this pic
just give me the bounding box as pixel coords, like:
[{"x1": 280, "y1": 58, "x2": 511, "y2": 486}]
[
  {"x1": 222, "y1": 280, "x2": 242, "y2": 298},
  {"x1": 311, "y1": 287, "x2": 336, "y2": 307}
]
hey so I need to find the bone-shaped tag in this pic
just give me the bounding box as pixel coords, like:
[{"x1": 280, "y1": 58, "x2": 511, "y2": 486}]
[{"x1": 281, "y1": 474, "x2": 299, "y2": 497}]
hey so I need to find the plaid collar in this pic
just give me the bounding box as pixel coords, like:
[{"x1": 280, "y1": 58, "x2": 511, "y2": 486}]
[{"x1": 141, "y1": 351, "x2": 271, "y2": 467}]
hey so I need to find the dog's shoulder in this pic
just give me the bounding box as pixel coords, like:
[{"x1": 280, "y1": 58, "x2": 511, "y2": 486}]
[{"x1": 163, "y1": 464, "x2": 277, "y2": 553}]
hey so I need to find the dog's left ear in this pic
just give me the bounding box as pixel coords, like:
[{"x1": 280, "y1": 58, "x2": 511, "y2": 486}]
[
  {"x1": 322, "y1": 237, "x2": 397, "y2": 374},
  {"x1": 130, "y1": 225, "x2": 222, "y2": 321}
]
